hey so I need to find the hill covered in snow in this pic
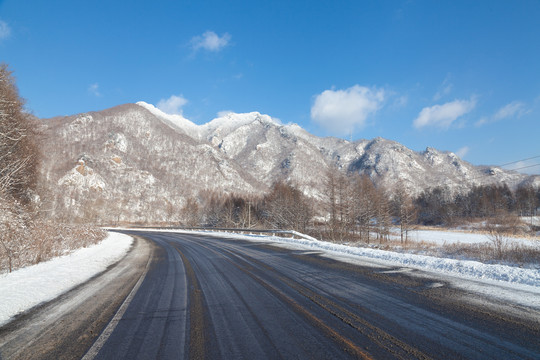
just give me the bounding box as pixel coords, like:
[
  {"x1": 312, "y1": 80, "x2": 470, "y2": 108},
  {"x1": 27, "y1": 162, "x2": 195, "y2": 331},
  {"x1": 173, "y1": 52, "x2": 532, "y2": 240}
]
[{"x1": 37, "y1": 103, "x2": 538, "y2": 223}]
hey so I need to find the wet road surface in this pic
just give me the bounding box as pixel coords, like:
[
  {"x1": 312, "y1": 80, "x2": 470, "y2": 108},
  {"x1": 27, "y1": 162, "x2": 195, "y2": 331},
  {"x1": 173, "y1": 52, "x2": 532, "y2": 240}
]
[{"x1": 90, "y1": 232, "x2": 540, "y2": 359}]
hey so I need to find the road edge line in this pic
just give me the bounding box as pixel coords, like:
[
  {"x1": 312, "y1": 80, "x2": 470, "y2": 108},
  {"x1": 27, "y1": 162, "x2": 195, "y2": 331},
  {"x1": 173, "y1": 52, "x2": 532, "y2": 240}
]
[{"x1": 81, "y1": 237, "x2": 153, "y2": 360}]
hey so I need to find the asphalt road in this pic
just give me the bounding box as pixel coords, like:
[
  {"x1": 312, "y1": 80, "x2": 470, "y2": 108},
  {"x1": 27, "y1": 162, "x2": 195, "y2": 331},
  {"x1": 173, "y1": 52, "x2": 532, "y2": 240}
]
[
  {"x1": 89, "y1": 232, "x2": 540, "y2": 359},
  {"x1": 2, "y1": 231, "x2": 539, "y2": 359}
]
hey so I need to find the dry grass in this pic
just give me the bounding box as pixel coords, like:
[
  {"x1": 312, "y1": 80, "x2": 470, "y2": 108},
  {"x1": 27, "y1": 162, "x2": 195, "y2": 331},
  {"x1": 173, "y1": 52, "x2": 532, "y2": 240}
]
[
  {"x1": 439, "y1": 242, "x2": 540, "y2": 266},
  {"x1": 337, "y1": 227, "x2": 540, "y2": 267}
]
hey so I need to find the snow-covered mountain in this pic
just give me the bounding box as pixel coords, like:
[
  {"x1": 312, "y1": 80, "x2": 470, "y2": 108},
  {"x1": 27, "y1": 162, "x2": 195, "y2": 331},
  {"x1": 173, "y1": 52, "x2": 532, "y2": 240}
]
[{"x1": 38, "y1": 103, "x2": 538, "y2": 223}]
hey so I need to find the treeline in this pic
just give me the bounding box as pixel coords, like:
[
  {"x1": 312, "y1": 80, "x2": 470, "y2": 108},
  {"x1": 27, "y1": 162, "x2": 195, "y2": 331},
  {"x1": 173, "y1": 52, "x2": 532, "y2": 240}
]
[
  {"x1": 181, "y1": 181, "x2": 312, "y2": 233},
  {"x1": 415, "y1": 183, "x2": 540, "y2": 225},
  {"x1": 181, "y1": 172, "x2": 418, "y2": 243},
  {"x1": 181, "y1": 172, "x2": 539, "y2": 243}
]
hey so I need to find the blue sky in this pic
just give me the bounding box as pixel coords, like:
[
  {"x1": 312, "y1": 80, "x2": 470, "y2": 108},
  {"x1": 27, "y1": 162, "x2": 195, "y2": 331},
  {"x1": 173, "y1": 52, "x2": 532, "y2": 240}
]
[{"x1": 1, "y1": 0, "x2": 539, "y2": 173}]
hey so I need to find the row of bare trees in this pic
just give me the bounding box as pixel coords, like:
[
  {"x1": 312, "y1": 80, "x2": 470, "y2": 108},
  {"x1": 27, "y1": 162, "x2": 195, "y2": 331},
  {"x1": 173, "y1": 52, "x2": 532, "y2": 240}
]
[
  {"x1": 415, "y1": 183, "x2": 540, "y2": 226},
  {"x1": 177, "y1": 172, "x2": 417, "y2": 244},
  {"x1": 180, "y1": 173, "x2": 539, "y2": 244},
  {"x1": 323, "y1": 171, "x2": 416, "y2": 243},
  {"x1": 179, "y1": 181, "x2": 312, "y2": 233}
]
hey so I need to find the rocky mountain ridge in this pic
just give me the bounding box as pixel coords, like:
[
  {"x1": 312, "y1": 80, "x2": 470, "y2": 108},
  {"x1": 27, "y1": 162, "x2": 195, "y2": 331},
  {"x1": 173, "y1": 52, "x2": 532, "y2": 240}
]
[{"x1": 38, "y1": 103, "x2": 538, "y2": 223}]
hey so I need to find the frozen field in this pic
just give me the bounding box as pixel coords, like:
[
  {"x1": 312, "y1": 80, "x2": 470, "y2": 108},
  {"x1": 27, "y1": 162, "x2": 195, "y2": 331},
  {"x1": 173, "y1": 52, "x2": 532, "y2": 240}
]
[{"x1": 390, "y1": 227, "x2": 540, "y2": 247}]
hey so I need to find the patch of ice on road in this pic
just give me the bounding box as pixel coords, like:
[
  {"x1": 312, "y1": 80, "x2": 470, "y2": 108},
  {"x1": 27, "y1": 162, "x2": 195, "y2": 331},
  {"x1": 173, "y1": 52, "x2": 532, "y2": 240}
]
[{"x1": 0, "y1": 232, "x2": 133, "y2": 327}]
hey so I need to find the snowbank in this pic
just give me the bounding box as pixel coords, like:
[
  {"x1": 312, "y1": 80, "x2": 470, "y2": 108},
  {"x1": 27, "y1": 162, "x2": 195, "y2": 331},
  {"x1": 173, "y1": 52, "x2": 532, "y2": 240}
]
[
  {"x1": 0, "y1": 232, "x2": 133, "y2": 327},
  {"x1": 204, "y1": 231, "x2": 540, "y2": 287}
]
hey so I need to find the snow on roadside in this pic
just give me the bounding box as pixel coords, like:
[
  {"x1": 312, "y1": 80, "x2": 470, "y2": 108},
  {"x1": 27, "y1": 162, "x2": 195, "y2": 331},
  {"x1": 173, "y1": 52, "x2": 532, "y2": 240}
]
[
  {"x1": 129, "y1": 228, "x2": 540, "y2": 287},
  {"x1": 179, "y1": 229, "x2": 540, "y2": 308},
  {"x1": 0, "y1": 232, "x2": 133, "y2": 327},
  {"x1": 221, "y1": 231, "x2": 540, "y2": 285}
]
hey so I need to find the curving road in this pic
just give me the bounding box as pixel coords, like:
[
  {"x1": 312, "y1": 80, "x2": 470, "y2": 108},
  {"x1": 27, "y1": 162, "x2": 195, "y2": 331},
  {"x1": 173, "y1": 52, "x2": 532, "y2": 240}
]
[
  {"x1": 89, "y1": 231, "x2": 539, "y2": 359},
  {"x1": 2, "y1": 231, "x2": 539, "y2": 359}
]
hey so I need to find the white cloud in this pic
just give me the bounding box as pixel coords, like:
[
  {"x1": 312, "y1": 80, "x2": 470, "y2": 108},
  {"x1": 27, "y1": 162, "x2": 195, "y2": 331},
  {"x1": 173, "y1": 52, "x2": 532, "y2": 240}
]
[
  {"x1": 191, "y1": 31, "x2": 231, "y2": 52},
  {"x1": 493, "y1": 101, "x2": 528, "y2": 120},
  {"x1": 394, "y1": 95, "x2": 408, "y2": 108},
  {"x1": 88, "y1": 83, "x2": 102, "y2": 97},
  {"x1": 474, "y1": 116, "x2": 488, "y2": 127},
  {"x1": 433, "y1": 76, "x2": 453, "y2": 101},
  {"x1": 413, "y1": 98, "x2": 476, "y2": 129},
  {"x1": 311, "y1": 85, "x2": 385, "y2": 135},
  {"x1": 475, "y1": 101, "x2": 529, "y2": 127},
  {"x1": 157, "y1": 94, "x2": 188, "y2": 115},
  {"x1": 455, "y1": 146, "x2": 469, "y2": 159},
  {"x1": 0, "y1": 20, "x2": 11, "y2": 40}
]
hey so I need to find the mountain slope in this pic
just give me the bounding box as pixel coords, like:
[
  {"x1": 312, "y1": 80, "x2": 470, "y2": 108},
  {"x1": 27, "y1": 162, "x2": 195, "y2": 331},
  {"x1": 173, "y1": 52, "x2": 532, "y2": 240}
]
[
  {"x1": 39, "y1": 104, "x2": 265, "y2": 223},
  {"x1": 38, "y1": 103, "x2": 538, "y2": 223}
]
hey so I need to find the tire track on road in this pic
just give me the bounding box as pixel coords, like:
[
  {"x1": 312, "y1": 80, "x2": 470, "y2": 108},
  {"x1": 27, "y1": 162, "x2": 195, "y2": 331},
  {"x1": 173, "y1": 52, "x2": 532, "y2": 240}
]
[
  {"x1": 171, "y1": 244, "x2": 207, "y2": 360},
  {"x1": 177, "y1": 235, "x2": 431, "y2": 360}
]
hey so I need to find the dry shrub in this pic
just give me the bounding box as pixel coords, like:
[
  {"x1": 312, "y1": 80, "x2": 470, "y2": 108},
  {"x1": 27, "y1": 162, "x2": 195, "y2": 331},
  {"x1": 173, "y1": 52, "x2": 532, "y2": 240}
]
[
  {"x1": 441, "y1": 243, "x2": 495, "y2": 263},
  {"x1": 345, "y1": 226, "x2": 540, "y2": 267},
  {"x1": 0, "y1": 215, "x2": 106, "y2": 274},
  {"x1": 0, "y1": 197, "x2": 29, "y2": 273},
  {"x1": 438, "y1": 242, "x2": 540, "y2": 266}
]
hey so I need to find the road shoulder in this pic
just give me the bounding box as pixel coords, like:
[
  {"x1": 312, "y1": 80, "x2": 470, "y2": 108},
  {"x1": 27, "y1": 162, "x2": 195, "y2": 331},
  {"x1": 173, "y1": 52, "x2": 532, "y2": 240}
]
[{"x1": 0, "y1": 235, "x2": 154, "y2": 360}]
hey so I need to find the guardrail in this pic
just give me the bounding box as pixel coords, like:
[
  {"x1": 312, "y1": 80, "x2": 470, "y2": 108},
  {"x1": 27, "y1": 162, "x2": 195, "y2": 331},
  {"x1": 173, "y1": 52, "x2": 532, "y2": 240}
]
[{"x1": 117, "y1": 226, "x2": 319, "y2": 242}]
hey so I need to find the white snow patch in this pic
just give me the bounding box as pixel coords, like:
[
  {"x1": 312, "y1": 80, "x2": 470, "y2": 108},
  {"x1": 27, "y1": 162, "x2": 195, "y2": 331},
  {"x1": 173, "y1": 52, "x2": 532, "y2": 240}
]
[
  {"x1": 136, "y1": 101, "x2": 285, "y2": 144},
  {"x1": 394, "y1": 229, "x2": 540, "y2": 247},
  {"x1": 136, "y1": 101, "x2": 201, "y2": 138},
  {"x1": 0, "y1": 232, "x2": 133, "y2": 327},
  {"x1": 201, "y1": 111, "x2": 279, "y2": 140},
  {"x1": 58, "y1": 164, "x2": 107, "y2": 192}
]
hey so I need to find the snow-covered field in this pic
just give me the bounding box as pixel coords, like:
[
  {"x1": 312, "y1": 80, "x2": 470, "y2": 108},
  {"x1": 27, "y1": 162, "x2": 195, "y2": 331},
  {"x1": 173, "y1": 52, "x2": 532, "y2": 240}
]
[
  {"x1": 521, "y1": 216, "x2": 540, "y2": 227},
  {"x1": 390, "y1": 228, "x2": 539, "y2": 246},
  {"x1": 0, "y1": 232, "x2": 133, "y2": 327}
]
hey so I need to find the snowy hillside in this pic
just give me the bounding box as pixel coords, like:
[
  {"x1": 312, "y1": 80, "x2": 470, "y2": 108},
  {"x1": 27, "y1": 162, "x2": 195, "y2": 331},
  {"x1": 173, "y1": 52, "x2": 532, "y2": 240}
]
[
  {"x1": 38, "y1": 102, "x2": 538, "y2": 223},
  {"x1": 40, "y1": 104, "x2": 265, "y2": 223}
]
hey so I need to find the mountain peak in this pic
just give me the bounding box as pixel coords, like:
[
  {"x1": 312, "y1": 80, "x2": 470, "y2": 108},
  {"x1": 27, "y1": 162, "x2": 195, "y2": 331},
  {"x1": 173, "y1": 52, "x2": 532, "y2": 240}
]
[
  {"x1": 205, "y1": 111, "x2": 279, "y2": 129},
  {"x1": 136, "y1": 101, "x2": 200, "y2": 136}
]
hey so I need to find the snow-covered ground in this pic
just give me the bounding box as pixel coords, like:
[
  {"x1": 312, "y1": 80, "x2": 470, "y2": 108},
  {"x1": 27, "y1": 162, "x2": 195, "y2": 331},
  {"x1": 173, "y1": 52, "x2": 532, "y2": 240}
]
[
  {"x1": 0, "y1": 232, "x2": 133, "y2": 327},
  {"x1": 521, "y1": 216, "x2": 540, "y2": 227},
  {"x1": 390, "y1": 228, "x2": 539, "y2": 246}
]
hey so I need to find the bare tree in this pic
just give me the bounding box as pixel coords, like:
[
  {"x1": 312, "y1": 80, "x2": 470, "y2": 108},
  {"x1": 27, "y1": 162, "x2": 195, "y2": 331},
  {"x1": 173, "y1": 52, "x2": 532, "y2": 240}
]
[
  {"x1": 181, "y1": 197, "x2": 201, "y2": 227},
  {"x1": 324, "y1": 170, "x2": 354, "y2": 241},
  {"x1": 0, "y1": 64, "x2": 39, "y2": 204},
  {"x1": 392, "y1": 182, "x2": 417, "y2": 243},
  {"x1": 351, "y1": 175, "x2": 375, "y2": 242},
  {"x1": 264, "y1": 181, "x2": 312, "y2": 233},
  {"x1": 373, "y1": 186, "x2": 391, "y2": 243},
  {"x1": 484, "y1": 212, "x2": 511, "y2": 259}
]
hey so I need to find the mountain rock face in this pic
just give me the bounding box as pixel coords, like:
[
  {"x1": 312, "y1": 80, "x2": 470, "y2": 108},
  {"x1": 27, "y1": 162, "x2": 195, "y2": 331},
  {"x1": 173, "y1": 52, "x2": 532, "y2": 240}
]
[{"x1": 38, "y1": 103, "x2": 538, "y2": 223}]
